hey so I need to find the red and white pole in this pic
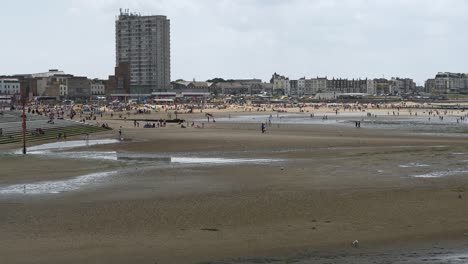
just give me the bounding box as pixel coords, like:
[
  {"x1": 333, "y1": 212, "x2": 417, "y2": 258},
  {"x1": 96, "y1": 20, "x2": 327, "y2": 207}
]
[{"x1": 22, "y1": 98, "x2": 26, "y2": 154}]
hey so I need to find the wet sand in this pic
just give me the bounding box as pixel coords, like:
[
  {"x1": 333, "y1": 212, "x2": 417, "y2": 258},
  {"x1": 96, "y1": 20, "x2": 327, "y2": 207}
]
[{"x1": 1, "y1": 111, "x2": 468, "y2": 263}]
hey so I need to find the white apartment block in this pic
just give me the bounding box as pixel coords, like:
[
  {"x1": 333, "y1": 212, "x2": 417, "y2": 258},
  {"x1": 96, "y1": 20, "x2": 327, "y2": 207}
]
[
  {"x1": 298, "y1": 78, "x2": 305, "y2": 96},
  {"x1": 311, "y1": 78, "x2": 328, "y2": 94},
  {"x1": 60, "y1": 84, "x2": 68, "y2": 96},
  {"x1": 302, "y1": 78, "x2": 327, "y2": 95},
  {"x1": 90, "y1": 81, "x2": 106, "y2": 95},
  {"x1": 366, "y1": 79, "x2": 375, "y2": 95},
  {"x1": 0, "y1": 78, "x2": 20, "y2": 94},
  {"x1": 389, "y1": 78, "x2": 416, "y2": 95},
  {"x1": 273, "y1": 78, "x2": 291, "y2": 95}
]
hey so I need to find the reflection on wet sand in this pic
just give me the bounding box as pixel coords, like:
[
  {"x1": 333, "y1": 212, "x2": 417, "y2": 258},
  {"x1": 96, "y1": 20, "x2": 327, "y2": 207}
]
[{"x1": 0, "y1": 171, "x2": 118, "y2": 195}]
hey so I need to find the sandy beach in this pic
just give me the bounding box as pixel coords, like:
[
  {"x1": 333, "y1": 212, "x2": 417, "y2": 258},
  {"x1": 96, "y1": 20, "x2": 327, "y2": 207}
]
[{"x1": 1, "y1": 107, "x2": 468, "y2": 263}]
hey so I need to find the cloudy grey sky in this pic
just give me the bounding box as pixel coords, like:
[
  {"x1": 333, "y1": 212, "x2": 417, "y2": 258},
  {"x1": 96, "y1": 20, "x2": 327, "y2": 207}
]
[{"x1": 1, "y1": 0, "x2": 468, "y2": 84}]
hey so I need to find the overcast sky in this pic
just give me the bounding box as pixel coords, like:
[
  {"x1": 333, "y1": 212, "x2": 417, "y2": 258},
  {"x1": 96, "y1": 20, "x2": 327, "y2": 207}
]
[{"x1": 1, "y1": 0, "x2": 468, "y2": 84}]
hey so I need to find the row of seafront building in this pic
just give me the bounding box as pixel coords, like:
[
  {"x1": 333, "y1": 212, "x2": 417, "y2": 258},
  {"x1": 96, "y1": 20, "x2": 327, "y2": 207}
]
[
  {"x1": 0, "y1": 70, "x2": 107, "y2": 101},
  {"x1": 1, "y1": 70, "x2": 466, "y2": 101},
  {"x1": 271, "y1": 73, "x2": 416, "y2": 96},
  {"x1": 271, "y1": 73, "x2": 468, "y2": 96},
  {"x1": 168, "y1": 72, "x2": 464, "y2": 97}
]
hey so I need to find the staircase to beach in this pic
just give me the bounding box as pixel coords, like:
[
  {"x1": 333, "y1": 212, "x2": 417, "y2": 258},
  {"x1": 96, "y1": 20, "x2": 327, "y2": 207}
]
[{"x1": 0, "y1": 111, "x2": 110, "y2": 145}]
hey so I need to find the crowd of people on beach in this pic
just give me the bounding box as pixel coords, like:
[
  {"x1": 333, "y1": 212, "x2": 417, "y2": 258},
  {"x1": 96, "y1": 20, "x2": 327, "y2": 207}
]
[{"x1": 7, "y1": 100, "x2": 468, "y2": 142}]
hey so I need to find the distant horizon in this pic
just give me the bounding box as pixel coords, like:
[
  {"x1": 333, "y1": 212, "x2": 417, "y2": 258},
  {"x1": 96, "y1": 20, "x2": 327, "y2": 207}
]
[{"x1": 1, "y1": 0, "x2": 467, "y2": 86}]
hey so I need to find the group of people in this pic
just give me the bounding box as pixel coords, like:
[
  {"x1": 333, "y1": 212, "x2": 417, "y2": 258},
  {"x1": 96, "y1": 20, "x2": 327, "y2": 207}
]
[
  {"x1": 143, "y1": 123, "x2": 157, "y2": 128},
  {"x1": 27, "y1": 105, "x2": 66, "y2": 119},
  {"x1": 181, "y1": 121, "x2": 205, "y2": 129},
  {"x1": 101, "y1": 123, "x2": 112, "y2": 129},
  {"x1": 133, "y1": 119, "x2": 167, "y2": 128}
]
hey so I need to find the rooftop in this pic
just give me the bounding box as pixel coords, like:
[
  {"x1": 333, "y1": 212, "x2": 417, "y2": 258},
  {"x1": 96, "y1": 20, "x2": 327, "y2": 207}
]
[{"x1": 118, "y1": 9, "x2": 167, "y2": 20}]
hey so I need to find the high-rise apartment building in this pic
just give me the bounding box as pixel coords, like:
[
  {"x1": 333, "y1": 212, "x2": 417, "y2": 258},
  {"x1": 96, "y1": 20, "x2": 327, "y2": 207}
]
[{"x1": 116, "y1": 9, "x2": 171, "y2": 94}]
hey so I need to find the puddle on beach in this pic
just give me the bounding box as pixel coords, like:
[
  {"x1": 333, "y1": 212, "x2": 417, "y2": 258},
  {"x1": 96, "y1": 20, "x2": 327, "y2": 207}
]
[
  {"x1": 15, "y1": 139, "x2": 120, "y2": 154},
  {"x1": 412, "y1": 170, "x2": 468, "y2": 178},
  {"x1": 17, "y1": 140, "x2": 280, "y2": 165},
  {"x1": 2, "y1": 142, "x2": 280, "y2": 195},
  {"x1": 29, "y1": 150, "x2": 120, "y2": 161},
  {"x1": 399, "y1": 163, "x2": 430, "y2": 168},
  {"x1": 214, "y1": 114, "x2": 348, "y2": 125},
  {"x1": 171, "y1": 157, "x2": 279, "y2": 164},
  {"x1": 67, "y1": 153, "x2": 278, "y2": 164},
  {"x1": 214, "y1": 114, "x2": 468, "y2": 135},
  {"x1": 0, "y1": 171, "x2": 118, "y2": 195},
  {"x1": 438, "y1": 253, "x2": 468, "y2": 263}
]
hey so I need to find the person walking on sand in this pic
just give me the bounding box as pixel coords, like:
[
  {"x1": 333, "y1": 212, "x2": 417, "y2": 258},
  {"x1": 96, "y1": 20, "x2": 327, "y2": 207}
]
[
  {"x1": 261, "y1": 123, "x2": 266, "y2": 134},
  {"x1": 352, "y1": 240, "x2": 359, "y2": 248}
]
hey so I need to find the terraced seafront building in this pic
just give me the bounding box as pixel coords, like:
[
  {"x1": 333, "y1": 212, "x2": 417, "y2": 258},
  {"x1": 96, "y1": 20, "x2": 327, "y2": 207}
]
[
  {"x1": 0, "y1": 78, "x2": 20, "y2": 95},
  {"x1": 116, "y1": 9, "x2": 171, "y2": 94}
]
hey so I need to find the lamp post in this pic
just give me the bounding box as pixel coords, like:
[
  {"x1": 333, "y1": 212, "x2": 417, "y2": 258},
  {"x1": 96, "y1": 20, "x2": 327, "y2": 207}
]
[{"x1": 22, "y1": 96, "x2": 26, "y2": 154}]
